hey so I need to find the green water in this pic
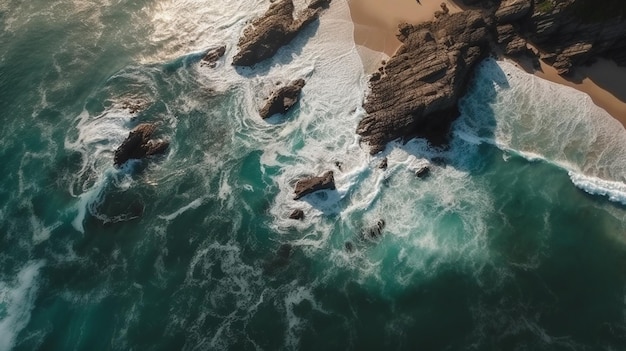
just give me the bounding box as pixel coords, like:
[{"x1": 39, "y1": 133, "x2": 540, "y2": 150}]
[{"x1": 1, "y1": 0, "x2": 626, "y2": 350}]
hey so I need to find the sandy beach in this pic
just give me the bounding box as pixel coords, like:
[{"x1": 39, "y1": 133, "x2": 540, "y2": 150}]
[
  {"x1": 534, "y1": 59, "x2": 626, "y2": 126},
  {"x1": 348, "y1": 0, "x2": 462, "y2": 56},
  {"x1": 347, "y1": 0, "x2": 626, "y2": 128}
]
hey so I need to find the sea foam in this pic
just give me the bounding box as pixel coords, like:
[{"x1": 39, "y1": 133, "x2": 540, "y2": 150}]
[
  {"x1": 458, "y1": 59, "x2": 626, "y2": 205},
  {"x1": 0, "y1": 261, "x2": 44, "y2": 351}
]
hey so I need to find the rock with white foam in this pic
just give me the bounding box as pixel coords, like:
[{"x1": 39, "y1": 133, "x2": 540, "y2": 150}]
[
  {"x1": 232, "y1": 0, "x2": 330, "y2": 67},
  {"x1": 293, "y1": 170, "x2": 335, "y2": 200},
  {"x1": 113, "y1": 123, "x2": 169, "y2": 167},
  {"x1": 259, "y1": 79, "x2": 306, "y2": 119}
]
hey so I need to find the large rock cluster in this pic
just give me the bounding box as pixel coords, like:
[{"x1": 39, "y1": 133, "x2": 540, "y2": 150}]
[
  {"x1": 357, "y1": 10, "x2": 491, "y2": 154},
  {"x1": 232, "y1": 0, "x2": 331, "y2": 67},
  {"x1": 357, "y1": 0, "x2": 626, "y2": 153}
]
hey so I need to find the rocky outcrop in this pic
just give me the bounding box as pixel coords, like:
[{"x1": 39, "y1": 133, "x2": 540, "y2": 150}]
[
  {"x1": 493, "y1": 0, "x2": 626, "y2": 75},
  {"x1": 357, "y1": 0, "x2": 626, "y2": 154},
  {"x1": 289, "y1": 209, "x2": 305, "y2": 220},
  {"x1": 232, "y1": 0, "x2": 329, "y2": 67},
  {"x1": 357, "y1": 10, "x2": 491, "y2": 154},
  {"x1": 359, "y1": 219, "x2": 386, "y2": 241},
  {"x1": 495, "y1": 0, "x2": 531, "y2": 23},
  {"x1": 293, "y1": 171, "x2": 335, "y2": 200},
  {"x1": 259, "y1": 79, "x2": 306, "y2": 119},
  {"x1": 113, "y1": 123, "x2": 169, "y2": 167},
  {"x1": 200, "y1": 46, "x2": 226, "y2": 68}
]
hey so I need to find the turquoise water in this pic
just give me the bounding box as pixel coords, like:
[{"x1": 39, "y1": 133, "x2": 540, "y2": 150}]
[{"x1": 1, "y1": 0, "x2": 626, "y2": 350}]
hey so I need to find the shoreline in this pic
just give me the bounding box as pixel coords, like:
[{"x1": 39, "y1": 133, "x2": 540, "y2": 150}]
[
  {"x1": 347, "y1": 0, "x2": 626, "y2": 128},
  {"x1": 348, "y1": 0, "x2": 462, "y2": 57}
]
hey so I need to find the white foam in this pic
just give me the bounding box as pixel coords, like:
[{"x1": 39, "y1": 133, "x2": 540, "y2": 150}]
[
  {"x1": 458, "y1": 58, "x2": 626, "y2": 204},
  {"x1": 159, "y1": 198, "x2": 203, "y2": 221},
  {"x1": 0, "y1": 261, "x2": 45, "y2": 351},
  {"x1": 569, "y1": 171, "x2": 626, "y2": 205}
]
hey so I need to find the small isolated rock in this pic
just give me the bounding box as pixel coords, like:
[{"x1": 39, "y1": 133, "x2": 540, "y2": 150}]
[
  {"x1": 294, "y1": 170, "x2": 335, "y2": 200},
  {"x1": 200, "y1": 45, "x2": 226, "y2": 68},
  {"x1": 415, "y1": 165, "x2": 430, "y2": 178},
  {"x1": 113, "y1": 123, "x2": 169, "y2": 167},
  {"x1": 259, "y1": 79, "x2": 306, "y2": 119},
  {"x1": 289, "y1": 209, "x2": 305, "y2": 220},
  {"x1": 378, "y1": 157, "x2": 388, "y2": 170}
]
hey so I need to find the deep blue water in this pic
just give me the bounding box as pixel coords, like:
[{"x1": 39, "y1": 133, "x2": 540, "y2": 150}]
[{"x1": 1, "y1": 0, "x2": 626, "y2": 350}]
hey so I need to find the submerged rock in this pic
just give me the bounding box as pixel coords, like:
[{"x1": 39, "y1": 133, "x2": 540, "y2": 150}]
[
  {"x1": 264, "y1": 243, "x2": 293, "y2": 272},
  {"x1": 232, "y1": 0, "x2": 329, "y2": 67},
  {"x1": 113, "y1": 123, "x2": 169, "y2": 167},
  {"x1": 360, "y1": 219, "x2": 386, "y2": 241},
  {"x1": 344, "y1": 241, "x2": 354, "y2": 253},
  {"x1": 200, "y1": 45, "x2": 226, "y2": 68},
  {"x1": 293, "y1": 170, "x2": 335, "y2": 200},
  {"x1": 259, "y1": 79, "x2": 306, "y2": 119}
]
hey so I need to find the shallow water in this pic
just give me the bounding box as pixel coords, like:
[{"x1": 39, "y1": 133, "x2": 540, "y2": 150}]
[{"x1": 1, "y1": 0, "x2": 626, "y2": 350}]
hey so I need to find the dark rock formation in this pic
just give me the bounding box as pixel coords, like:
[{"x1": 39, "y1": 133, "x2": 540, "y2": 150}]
[
  {"x1": 113, "y1": 123, "x2": 169, "y2": 167},
  {"x1": 259, "y1": 79, "x2": 306, "y2": 119},
  {"x1": 357, "y1": 10, "x2": 491, "y2": 154},
  {"x1": 289, "y1": 209, "x2": 305, "y2": 220},
  {"x1": 378, "y1": 157, "x2": 388, "y2": 170},
  {"x1": 494, "y1": 0, "x2": 626, "y2": 75},
  {"x1": 495, "y1": 0, "x2": 531, "y2": 23},
  {"x1": 293, "y1": 170, "x2": 335, "y2": 200},
  {"x1": 308, "y1": 0, "x2": 332, "y2": 9},
  {"x1": 415, "y1": 165, "x2": 430, "y2": 178},
  {"x1": 264, "y1": 244, "x2": 293, "y2": 272},
  {"x1": 360, "y1": 219, "x2": 386, "y2": 241},
  {"x1": 357, "y1": 0, "x2": 626, "y2": 154},
  {"x1": 344, "y1": 241, "x2": 354, "y2": 253},
  {"x1": 200, "y1": 46, "x2": 226, "y2": 68},
  {"x1": 232, "y1": 0, "x2": 329, "y2": 67}
]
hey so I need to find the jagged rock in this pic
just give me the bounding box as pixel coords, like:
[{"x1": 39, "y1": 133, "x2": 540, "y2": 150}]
[
  {"x1": 495, "y1": 0, "x2": 531, "y2": 23},
  {"x1": 289, "y1": 209, "x2": 305, "y2": 220},
  {"x1": 293, "y1": 170, "x2": 335, "y2": 200},
  {"x1": 357, "y1": 10, "x2": 491, "y2": 154},
  {"x1": 200, "y1": 46, "x2": 226, "y2": 68},
  {"x1": 497, "y1": 24, "x2": 529, "y2": 56},
  {"x1": 360, "y1": 219, "x2": 386, "y2": 241},
  {"x1": 522, "y1": 0, "x2": 626, "y2": 76},
  {"x1": 232, "y1": 0, "x2": 329, "y2": 67},
  {"x1": 378, "y1": 157, "x2": 388, "y2": 170},
  {"x1": 113, "y1": 123, "x2": 169, "y2": 167},
  {"x1": 415, "y1": 165, "x2": 430, "y2": 178},
  {"x1": 259, "y1": 79, "x2": 306, "y2": 119}
]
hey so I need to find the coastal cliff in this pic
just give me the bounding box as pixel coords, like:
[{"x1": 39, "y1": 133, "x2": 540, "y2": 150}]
[{"x1": 357, "y1": 0, "x2": 626, "y2": 153}]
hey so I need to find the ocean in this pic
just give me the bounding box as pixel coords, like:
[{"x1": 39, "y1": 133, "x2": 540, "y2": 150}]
[{"x1": 1, "y1": 0, "x2": 626, "y2": 349}]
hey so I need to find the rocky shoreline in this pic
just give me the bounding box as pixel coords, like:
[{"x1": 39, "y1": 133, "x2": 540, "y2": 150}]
[{"x1": 357, "y1": 0, "x2": 626, "y2": 153}]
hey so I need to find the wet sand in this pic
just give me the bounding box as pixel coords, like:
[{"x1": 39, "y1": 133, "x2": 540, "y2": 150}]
[{"x1": 514, "y1": 50, "x2": 626, "y2": 127}]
